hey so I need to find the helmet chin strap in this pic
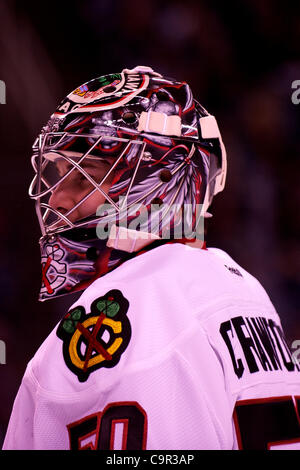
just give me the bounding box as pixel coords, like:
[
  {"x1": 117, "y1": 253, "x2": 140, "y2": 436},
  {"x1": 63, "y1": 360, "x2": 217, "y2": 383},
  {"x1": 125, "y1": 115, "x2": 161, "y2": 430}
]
[
  {"x1": 106, "y1": 221, "x2": 207, "y2": 253},
  {"x1": 106, "y1": 224, "x2": 160, "y2": 253}
]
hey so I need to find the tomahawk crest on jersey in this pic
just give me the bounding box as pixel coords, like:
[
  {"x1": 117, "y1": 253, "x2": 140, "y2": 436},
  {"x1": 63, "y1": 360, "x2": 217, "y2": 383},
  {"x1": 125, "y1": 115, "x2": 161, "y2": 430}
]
[{"x1": 29, "y1": 65, "x2": 227, "y2": 301}]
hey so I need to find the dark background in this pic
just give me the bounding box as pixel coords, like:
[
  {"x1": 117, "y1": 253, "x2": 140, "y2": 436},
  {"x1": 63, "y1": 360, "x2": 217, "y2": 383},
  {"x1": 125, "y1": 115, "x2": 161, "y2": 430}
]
[{"x1": 0, "y1": 0, "x2": 299, "y2": 446}]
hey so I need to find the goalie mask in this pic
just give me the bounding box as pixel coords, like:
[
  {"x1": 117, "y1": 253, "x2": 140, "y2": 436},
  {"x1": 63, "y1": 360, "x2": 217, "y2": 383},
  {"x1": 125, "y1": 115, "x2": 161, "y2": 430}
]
[{"x1": 29, "y1": 65, "x2": 227, "y2": 301}]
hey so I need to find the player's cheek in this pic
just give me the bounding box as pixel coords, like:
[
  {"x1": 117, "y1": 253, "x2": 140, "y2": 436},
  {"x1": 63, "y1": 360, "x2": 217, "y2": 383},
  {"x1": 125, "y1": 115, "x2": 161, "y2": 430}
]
[{"x1": 82, "y1": 189, "x2": 109, "y2": 217}]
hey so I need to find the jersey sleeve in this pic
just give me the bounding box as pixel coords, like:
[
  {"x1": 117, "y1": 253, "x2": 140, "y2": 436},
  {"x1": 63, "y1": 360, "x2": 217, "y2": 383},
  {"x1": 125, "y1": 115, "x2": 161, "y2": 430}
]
[
  {"x1": 2, "y1": 363, "x2": 36, "y2": 450},
  {"x1": 133, "y1": 323, "x2": 234, "y2": 449}
]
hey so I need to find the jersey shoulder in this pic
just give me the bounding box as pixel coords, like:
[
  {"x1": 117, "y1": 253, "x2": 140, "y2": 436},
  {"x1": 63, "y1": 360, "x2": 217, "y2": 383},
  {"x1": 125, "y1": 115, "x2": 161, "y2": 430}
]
[
  {"x1": 77, "y1": 242, "x2": 278, "y2": 333},
  {"x1": 27, "y1": 242, "x2": 278, "y2": 394},
  {"x1": 206, "y1": 246, "x2": 275, "y2": 306}
]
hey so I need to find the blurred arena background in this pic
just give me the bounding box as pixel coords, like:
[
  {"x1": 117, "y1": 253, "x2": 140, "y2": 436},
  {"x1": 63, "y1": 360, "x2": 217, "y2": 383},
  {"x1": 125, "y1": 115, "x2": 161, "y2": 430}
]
[{"x1": 0, "y1": 0, "x2": 299, "y2": 446}]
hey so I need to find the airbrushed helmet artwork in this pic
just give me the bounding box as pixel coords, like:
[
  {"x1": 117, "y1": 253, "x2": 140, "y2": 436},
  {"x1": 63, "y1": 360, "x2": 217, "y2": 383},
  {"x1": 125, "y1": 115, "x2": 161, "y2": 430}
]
[{"x1": 29, "y1": 65, "x2": 227, "y2": 301}]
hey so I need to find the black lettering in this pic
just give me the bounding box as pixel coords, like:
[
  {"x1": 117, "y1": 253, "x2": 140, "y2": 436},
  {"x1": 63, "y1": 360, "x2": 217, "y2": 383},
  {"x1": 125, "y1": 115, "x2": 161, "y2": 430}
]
[
  {"x1": 245, "y1": 318, "x2": 272, "y2": 371},
  {"x1": 220, "y1": 320, "x2": 244, "y2": 378},
  {"x1": 257, "y1": 317, "x2": 282, "y2": 370},
  {"x1": 231, "y1": 316, "x2": 260, "y2": 374}
]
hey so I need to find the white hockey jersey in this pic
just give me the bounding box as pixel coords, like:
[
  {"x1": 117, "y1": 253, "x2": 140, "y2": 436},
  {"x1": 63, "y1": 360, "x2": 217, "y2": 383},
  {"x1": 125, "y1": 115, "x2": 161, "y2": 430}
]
[{"x1": 3, "y1": 243, "x2": 300, "y2": 450}]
